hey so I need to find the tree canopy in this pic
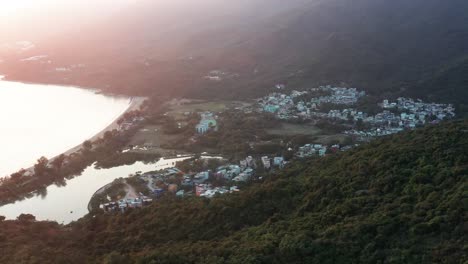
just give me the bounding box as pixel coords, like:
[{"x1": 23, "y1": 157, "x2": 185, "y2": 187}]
[{"x1": 0, "y1": 120, "x2": 466, "y2": 263}]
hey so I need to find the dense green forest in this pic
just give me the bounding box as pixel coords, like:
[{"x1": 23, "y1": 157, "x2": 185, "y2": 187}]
[{"x1": 0, "y1": 120, "x2": 466, "y2": 263}]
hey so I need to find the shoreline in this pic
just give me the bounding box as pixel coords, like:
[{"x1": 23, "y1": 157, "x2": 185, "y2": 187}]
[
  {"x1": 0, "y1": 75, "x2": 147, "y2": 177},
  {"x1": 61, "y1": 96, "x2": 146, "y2": 156},
  {"x1": 87, "y1": 181, "x2": 115, "y2": 212},
  {"x1": 0, "y1": 74, "x2": 127, "y2": 99},
  {"x1": 20, "y1": 96, "x2": 147, "y2": 175},
  {"x1": 51, "y1": 96, "x2": 146, "y2": 159}
]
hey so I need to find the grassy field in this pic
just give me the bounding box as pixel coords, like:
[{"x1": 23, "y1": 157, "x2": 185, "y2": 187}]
[
  {"x1": 266, "y1": 123, "x2": 323, "y2": 136},
  {"x1": 127, "y1": 125, "x2": 186, "y2": 156},
  {"x1": 314, "y1": 134, "x2": 348, "y2": 145},
  {"x1": 267, "y1": 122, "x2": 349, "y2": 145},
  {"x1": 166, "y1": 99, "x2": 252, "y2": 120}
]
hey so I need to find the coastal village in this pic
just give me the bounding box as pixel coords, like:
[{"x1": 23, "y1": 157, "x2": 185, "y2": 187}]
[
  {"x1": 99, "y1": 155, "x2": 280, "y2": 212},
  {"x1": 0, "y1": 80, "x2": 456, "y2": 218},
  {"x1": 98, "y1": 84, "x2": 455, "y2": 214},
  {"x1": 98, "y1": 141, "x2": 357, "y2": 213}
]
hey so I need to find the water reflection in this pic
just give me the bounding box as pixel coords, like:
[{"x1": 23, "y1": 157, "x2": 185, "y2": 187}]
[{"x1": 0, "y1": 157, "x2": 191, "y2": 224}]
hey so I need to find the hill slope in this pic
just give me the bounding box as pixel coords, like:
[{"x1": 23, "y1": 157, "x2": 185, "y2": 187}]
[
  {"x1": 1, "y1": 0, "x2": 468, "y2": 108},
  {"x1": 1, "y1": 120, "x2": 467, "y2": 263},
  {"x1": 411, "y1": 58, "x2": 468, "y2": 117}
]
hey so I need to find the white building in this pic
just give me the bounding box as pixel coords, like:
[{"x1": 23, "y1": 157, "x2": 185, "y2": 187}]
[{"x1": 261, "y1": 156, "x2": 271, "y2": 169}]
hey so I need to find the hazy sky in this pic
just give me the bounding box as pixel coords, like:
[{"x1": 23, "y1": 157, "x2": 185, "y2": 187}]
[
  {"x1": 0, "y1": 0, "x2": 134, "y2": 18},
  {"x1": 0, "y1": 0, "x2": 311, "y2": 46},
  {"x1": 0, "y1": 0, "x2": 135, "y2": 43}
]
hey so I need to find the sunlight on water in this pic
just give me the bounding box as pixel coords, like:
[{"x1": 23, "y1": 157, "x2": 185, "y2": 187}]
[
  {"x1": 0, "y1": 157, "x2": 191, "y2": 223},
  {"x1": 0, "y1": 79, "x2": 130, "y2": 177}
]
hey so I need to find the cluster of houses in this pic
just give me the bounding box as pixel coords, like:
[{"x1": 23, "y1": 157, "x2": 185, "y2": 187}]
[
  {"x1": 381, "y1": 98, "x2": 455, "y2": 121},
  {"x1": 195, "y1": 184, "x2": 239, "y2": 198},
  {"x1": 196, "y1": 112, "x2": 218, "y2": 134},
  {"x1": 345, "y1": 98, "x2": 455, "y2": 138},
  {"x1": 110, "y1": 156, "x2": 260, "y2": 201},
  {"x1": 257, "y1": 85, "x2": 456, "y2": 140},
  {"x1": 260, "y1": 156, "x2": 285, "y2": 169},
  {"x1": 192, "y1": 155, "x2": 287, "y2": 197},
  {"x1": 98, "y1": 138, "x2": 359, "y2": 214},
  {"x1": 296, "y1": 143, "x2": 354, "y2": 158},
  {"x1": 189, "y1": 154, "x2": 289, "y2": 197},
  {"x1": 258, "y1": 86, "x2": 365, "y2": 120},
  {"x1": 100, "y1": 196, "x2": 153, "y2": 213},
  {"x1": 318, "y1": 108, "x2": 370, "y2": 121},
  {"x1": 213, "y1": 164, "x2": 253, "y2": 182},
  {"x1": 126, "y1": 155, "x2": 289, "y2": 200},
  {"x1": 296, "y1": 144, "x2": 328, "y2": 158},
  {"x1": 138, "y1": 167, "x2": 184, "y2": 197},
  {"x1": 195, "y1": 156, "x2": 258, "y2": 185},
  {"x1": 311, "y1": 86, "x2": 366, "y2": 105}
]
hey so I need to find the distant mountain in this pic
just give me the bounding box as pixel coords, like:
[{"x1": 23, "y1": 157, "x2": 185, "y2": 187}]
[
  {"x1": 1, "y1": 0, "x2": 467, "y2": 109},
  {"x1": 1, "y1": 120, "x2": 466, "y2": 263},
  {"x1": 194, "y1": 0, "x2": 468, "y2": 105}
]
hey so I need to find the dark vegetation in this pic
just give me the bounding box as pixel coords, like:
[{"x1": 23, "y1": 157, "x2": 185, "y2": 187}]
[
  {"x1": 411, "y1": 58, "x2": 468, "y2": 117},
  {"x1": 0, "y1": 121, "x2": 466, "y2": 263}
]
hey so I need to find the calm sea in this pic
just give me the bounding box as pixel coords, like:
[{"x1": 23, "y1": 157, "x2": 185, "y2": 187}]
[{"x1": 0, "y1": 78, "x2": 130, "y2": 177}]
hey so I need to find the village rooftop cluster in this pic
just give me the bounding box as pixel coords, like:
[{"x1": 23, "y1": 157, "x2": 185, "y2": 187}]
[
  {"x1": 98, "y1": 154, "x2": 291, "y2": 212},
  {"x1": 295, "y1": 143, "x2": 355, "y2": 158},
  {"x1": 258, "y1": 85, "x2": 366, "y2": 120},
  {"x1": 100, "y1": 196, "x2": 153, "y2": 213},
  {"x1": 258, "y1": 85, "x2": 455, "y2": 139},
  {"x1": 345, "y1": 97, "x2": 455, "y2": 138},
  {"x1": 101, "y1": 85, "x2": 455, "y2": 214}
]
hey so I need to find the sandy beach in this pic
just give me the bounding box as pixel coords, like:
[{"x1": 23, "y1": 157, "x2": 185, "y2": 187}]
[
  {"x1": 22, "y1": 96, "x2": 147, "y2": 173},
  {"x1": 0, "y1": 73, "x2": 148, "y2": 179},
  {"x1": 62, "y1": 96, "x2": 146, "y2": 156}
]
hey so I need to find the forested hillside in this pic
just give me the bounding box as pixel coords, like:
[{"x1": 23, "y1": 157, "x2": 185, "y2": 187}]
[
  {"x1": 411, "y1": 58, "x2": 468, "y2": 117},
  {"x1": 192, "y1": 0, "x2": 468, "y2": 104},
  {"x1": 1, "y1": 120, "x2": 466, "y2": 263}
]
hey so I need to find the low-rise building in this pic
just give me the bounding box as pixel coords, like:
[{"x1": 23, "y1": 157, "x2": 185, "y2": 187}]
[
  {"x1": 273, "y1": 157, "x2": 285, "y2": 168},
  {"x1": 261, "y1": 156, "x2": 271, "y2": 169},
  {"x1": 193, "y1": 171, "x2": 210, "y2": 184},
  {"x1": 100, "y1": 196, "x2": 153, "y2": 213},
  {"x1": 196, "y1": 112, "x2": 218, "y2": 134}
]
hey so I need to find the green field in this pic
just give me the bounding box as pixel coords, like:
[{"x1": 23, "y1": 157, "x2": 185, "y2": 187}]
[
  {"x1": 266, "y1": 123, "x2": 323, "y2": 136},
  {"x1": 166, "y1": 99, "x2": 252, "y2": 120},
  {"x1": 127, "y1": 125, "x2": 185, "y2": 156},
  {"x1": 267, "y1": 122, "x2": 348, "y2": 144}
]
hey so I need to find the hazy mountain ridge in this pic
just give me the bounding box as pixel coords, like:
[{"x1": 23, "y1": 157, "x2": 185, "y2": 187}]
[
  {"x1": 1, "y1": 0, "x2": 467, "y2": 107},
  {"x1": 228, "y1": 0, "x2": 468, "y2": 93}
]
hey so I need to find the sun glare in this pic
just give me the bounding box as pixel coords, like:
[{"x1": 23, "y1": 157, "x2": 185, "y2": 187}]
[
  {"x1": 0, "y1": 0, "x2": 38, "y2": 18},
  {"x1": 0, "y1": 0, "x2": 135, "y2": 19}
]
